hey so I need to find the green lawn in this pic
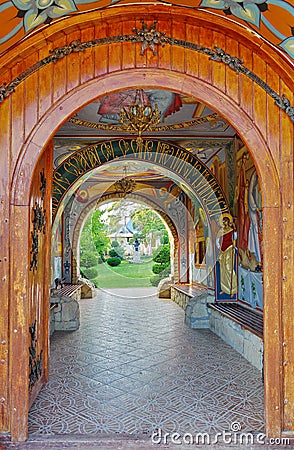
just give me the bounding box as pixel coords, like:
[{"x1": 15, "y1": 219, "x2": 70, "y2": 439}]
[{"x1": 92, "y1": 258, "x2": 154, "y2": 288}]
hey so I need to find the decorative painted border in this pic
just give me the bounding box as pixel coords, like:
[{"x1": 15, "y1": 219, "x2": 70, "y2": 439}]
[
  {"x1": 0, "y1": 22, "x2": 293, "y2": 121},
  {"x1": 52, "y1": 138, "x2": 230, "y2": 220}
]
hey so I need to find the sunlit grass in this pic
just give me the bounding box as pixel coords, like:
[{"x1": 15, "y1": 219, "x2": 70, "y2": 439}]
[{"x1": 92, "y1": 258, "x2": 154, "y2": 288}]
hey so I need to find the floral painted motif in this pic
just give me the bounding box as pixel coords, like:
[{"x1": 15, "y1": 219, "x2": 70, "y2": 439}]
[
  {"x1": 11, "y1": 0, "x2": 77, "y2": 31},
  {"x1": 200, "y1": 0, "x2": 294, "y2": 59},
  {"x1": 200, "y1": 0, "x2": 267, "y2": 27}
]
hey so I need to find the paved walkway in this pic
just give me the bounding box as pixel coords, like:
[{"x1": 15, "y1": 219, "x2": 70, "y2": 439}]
[{"x1": 2, "y1": 288, "x2": 266, "y2": 448}]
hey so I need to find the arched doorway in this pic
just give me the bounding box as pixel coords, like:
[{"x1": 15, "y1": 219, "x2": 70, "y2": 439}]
[
  {"x1": 70, "y1": 193, "x2": 180, "y2": 286},
  {"x1": 1, "y1": 6, "x2": 292, "y2": 441}
]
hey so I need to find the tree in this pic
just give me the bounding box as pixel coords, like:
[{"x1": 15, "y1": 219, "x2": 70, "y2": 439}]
[
  {"x1": 80, "y1": 210, "x2": 110, "y2": 269},
  {"x1": 131, "y1": 208, "x2": 168, "y2": 243},
  {"x1": 80, "y1": 218, "x2": 98, "y2": 267},
  {"x1": 152, "y1": 243, "x2": 170, "y2": 274},
  {"x1": 91, "y1": 209, "x2": 110, "y2": 257}
]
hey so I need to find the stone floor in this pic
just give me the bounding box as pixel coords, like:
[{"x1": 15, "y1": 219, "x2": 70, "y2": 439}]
[{"x1": 2, "y1": 288, "x2": 266, "y2": 448}]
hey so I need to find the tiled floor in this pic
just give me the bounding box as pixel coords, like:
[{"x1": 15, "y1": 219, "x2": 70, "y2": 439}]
[{"x1": 28, "y1": 288, "x2": 264, "y2": 439}]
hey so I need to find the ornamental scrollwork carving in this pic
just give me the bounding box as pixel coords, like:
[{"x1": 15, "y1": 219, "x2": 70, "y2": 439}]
[
  {"x1": 29, "y1": 321, "x2": 43, "y2": 390},
  {"x1": 0, "y1": 22, "x2": 293, "y2": 121},
  {"x1": 40, "y1": 168, "x2": 47, "y2": 200},
  {"x1": 29, "y1": 170, "x2": 47, "y2": 271},
  {"x1": 132, "y1": 20, "x2": 169, "y2": 55},
  {"x1": 210, "y1": 47, "x2": 244, "y2": 73}
]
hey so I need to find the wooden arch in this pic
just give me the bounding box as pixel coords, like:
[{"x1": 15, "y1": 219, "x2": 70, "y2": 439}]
[{"x1": 0, "y1": 4, "x2": 292, "y2": 441}]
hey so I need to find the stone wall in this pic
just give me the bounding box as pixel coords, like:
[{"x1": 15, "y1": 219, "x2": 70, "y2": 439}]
[
  {"x1": 50, "y1": 295, "x2": 80, "y2": 333},
  {"x1": 184, "y1": 292, "x2": 214, "y2": 329},
  {"x1": 209, "y1": 309, "x2": 263, "y2": 371},
  {"x1": 171, "y1": 287, "x2": 191, "y2": 309},
  {"x1": 171, "y1": 286, "x2": 263, "y2": 372}
]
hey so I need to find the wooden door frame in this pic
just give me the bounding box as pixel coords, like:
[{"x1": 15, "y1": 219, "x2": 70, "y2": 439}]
[
  {"x1": 10, "y1": 69, "x2": 282, "y2": 440},
  {"x1": 2, "y1": 6, "x2": 292, "y2": 440}
]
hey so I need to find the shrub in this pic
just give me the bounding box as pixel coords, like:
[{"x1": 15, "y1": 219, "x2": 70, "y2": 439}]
[
  {"x1": 107, "y1": 257, "x2": 121, "y2": 267},
  {"x1": 150, "y1": 266, "x2": 170, "y2": 286},
  {"x1": 109, "y1": 248, "x2": 120, "y2": 258},
  {"x1": 152, "y1": 262, "x2": 170, "y2": 274},
  {"x1": 161, "y1": 234, "x2": 169, "y2": 245},
  {"x1": 80, "y1": 252, "x2": 98, "y2": 268},
  {"x1": 82, "y1": 267, "x2": 98, "y2": 279},
  {"x1": 111, "y1": 240, "x2": 120, "y2": 248},
  {"x1": 152, "y1": 244, "x2": 170, "y2": 265},
  {"x1": 98, "y1": 253, "x2": 106, "y2": 264},
  {"x1": 150, "y1": 275, "x2": 161, "y2": 286}
]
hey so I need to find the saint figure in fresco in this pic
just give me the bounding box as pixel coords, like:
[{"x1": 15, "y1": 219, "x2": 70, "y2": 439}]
[
  {"x1": 248, "y1": 170, "x2": 263, "y2": 265},
  {"x1": 235, "y1": 154, "x2": 250, "y2": 250},
  {"x1": 216, "y1": 214, "x2": 237, "y2": 297}
]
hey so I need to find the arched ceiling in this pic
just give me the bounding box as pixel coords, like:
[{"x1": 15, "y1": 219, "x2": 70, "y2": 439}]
[
  {"x1": 0, "y1": 0, "x2": 293, "y2": 59},
  {"x1": 54, "y1": 87, "x2": 236, "y2": 170}
]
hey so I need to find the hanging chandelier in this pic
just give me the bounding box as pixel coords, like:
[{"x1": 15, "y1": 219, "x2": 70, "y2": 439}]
[
  {"x1": 113, "y1": 166, "x2": 136, "y2": 197},
  {"x1": 69, "y1": 89, "x2": 220, "y2": 149},
  {"x1": 118, "y1": 89, "x2": 161, "y2": 147}
]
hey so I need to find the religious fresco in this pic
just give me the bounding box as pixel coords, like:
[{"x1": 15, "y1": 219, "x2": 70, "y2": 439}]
[
  {"x1": 215, "y1": 213, "x2": 238, "y2": 300},
  {"x1": 234, "y1": 146, "x2": 263, "y2": 309},
  {"x1": 0, "y1": 0, "x2": 293, "y2": 59},
  {"x1": 68, "y1": 91, "x2": 233, "y2": 139},
  {"x1": 97, "y1": 90, "x2": 182, "y2": 123},
  {"x1": 51, "y1": 219, "x2": 62, "y2": 282}
]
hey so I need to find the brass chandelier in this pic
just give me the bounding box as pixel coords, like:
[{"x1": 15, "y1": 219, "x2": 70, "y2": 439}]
[
  {"x1": 113, "y1": 166, "x2": 136, "y2": 197},
  {"x1": 119, "y1": 89, "x2": 161, "y2": 147},
  {"x1": 69, "y1": 89, "x2": 219, "y2": 148}
]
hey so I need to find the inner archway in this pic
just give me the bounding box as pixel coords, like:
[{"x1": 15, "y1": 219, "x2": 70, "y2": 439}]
[{"x1": 73, "y1": 195, "x2": 179, "y2": 290}]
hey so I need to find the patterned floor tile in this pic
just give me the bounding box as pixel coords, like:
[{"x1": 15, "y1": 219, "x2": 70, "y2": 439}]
[{"x1": 28, "y1": 288, "x2": 264, "y2": 437}]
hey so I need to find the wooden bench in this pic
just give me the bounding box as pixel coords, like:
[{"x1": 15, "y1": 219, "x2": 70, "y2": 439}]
[
  {"x1": 57, "y1": 284, "x2": 82, "y2": 297},
  {"x1": 50, "y1": 284, "x2": 82, "y2": 305},
  {"x1": 172, "y1": 283, "x2": 207, "y2": 298},
  {"x1": 208, "y1": 302, "x2": 263, "y2": 338}
]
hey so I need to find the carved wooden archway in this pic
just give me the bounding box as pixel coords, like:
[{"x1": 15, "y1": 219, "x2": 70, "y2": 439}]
[{"x1": 0, "y1": 5, "x2": 292, "y2": 441}]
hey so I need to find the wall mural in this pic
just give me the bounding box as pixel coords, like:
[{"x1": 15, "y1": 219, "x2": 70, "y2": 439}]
[
  {"x1": 196, "y1": 138, "x2": 263, "y2": 307},
  {"x1": 0, "y1": 0, "x2": 293, "y2": 59},
  {"x1": 215, "y1": 213, "x2": 238, "y2": 301},
  {"x1": 234, "y1": 146, "x2": 263, "y2": 309},
  {"x1": 97, "y1": 90, "x2": 182, "y2": 123}
]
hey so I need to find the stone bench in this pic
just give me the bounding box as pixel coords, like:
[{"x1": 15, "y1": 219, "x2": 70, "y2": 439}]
[
  {"x1": 50, "y1": 284, "x2": 81, "y2": 335},
  {"x1": 171, "y1": 283, "x2": 208, "y2": 309},
  {"x1": 208, "y1": 302, "x2": 263, "y2": 371},
  {"x1": 55, "y1": 284, "x2": 82, "y2": 301},
  {"x1": 171, "y1": 284, "x2": 263, "y2": 371},
  {"x1": 171, "y1": 283, "x2": 214, "y2": 328},
  {"x1": 208, "y1": 302, "x2": 263, "y2": 338}
]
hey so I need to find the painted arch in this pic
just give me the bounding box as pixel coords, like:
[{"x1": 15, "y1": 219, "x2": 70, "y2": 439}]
[{"x1": 52, "y1": 139, "x2": 230, "y2": 222}]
